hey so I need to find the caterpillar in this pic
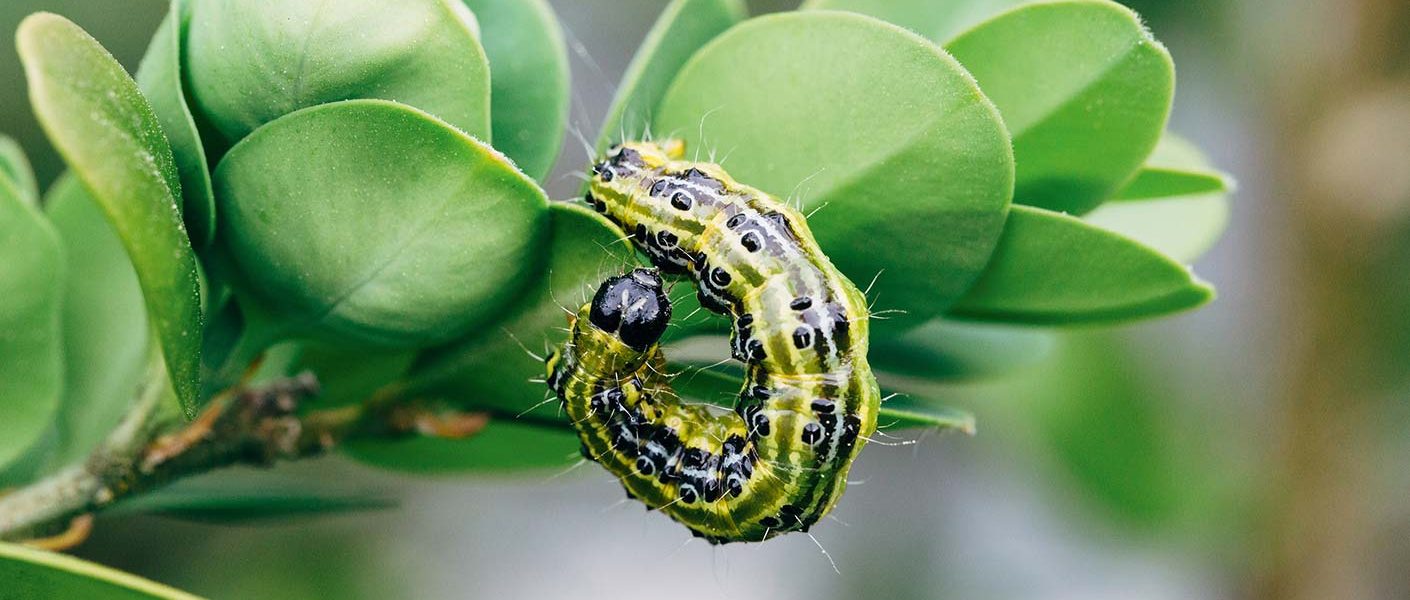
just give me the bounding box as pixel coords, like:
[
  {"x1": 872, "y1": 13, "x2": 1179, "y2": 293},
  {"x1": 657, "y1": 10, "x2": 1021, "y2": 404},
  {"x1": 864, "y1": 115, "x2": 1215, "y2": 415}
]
[{"x1": 546, "y1": 141, "x2": 879, "y2": 544}]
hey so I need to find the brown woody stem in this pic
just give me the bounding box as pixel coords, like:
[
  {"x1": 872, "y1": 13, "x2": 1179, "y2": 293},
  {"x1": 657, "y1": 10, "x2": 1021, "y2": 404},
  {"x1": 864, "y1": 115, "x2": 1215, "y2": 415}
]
[{"x1": 0, "y1": 367, "x2": 487, "y2": 543}]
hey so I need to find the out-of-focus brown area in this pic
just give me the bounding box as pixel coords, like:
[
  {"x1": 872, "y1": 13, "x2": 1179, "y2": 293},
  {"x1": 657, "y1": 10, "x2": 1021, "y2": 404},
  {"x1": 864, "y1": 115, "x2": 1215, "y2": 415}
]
[
  {"x1": 1250, "y1": 0, "x2": 1410, "y2": 598},
  {"x1": 1, "y1": 0, "x2": 1406, "y2": 598}
]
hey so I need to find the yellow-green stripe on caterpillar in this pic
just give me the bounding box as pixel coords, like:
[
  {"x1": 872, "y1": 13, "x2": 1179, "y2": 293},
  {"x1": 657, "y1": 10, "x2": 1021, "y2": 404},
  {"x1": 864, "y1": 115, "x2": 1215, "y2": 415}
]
[{"x1": 546, "y1": 141, "x2": 879, "y2": 543}]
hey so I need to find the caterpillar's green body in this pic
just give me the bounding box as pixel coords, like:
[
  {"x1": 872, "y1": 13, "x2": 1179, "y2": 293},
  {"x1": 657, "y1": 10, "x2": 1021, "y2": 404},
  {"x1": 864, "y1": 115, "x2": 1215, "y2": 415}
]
[{"x1": 546, "y1": 141, "x2": 879, "y2": 543}]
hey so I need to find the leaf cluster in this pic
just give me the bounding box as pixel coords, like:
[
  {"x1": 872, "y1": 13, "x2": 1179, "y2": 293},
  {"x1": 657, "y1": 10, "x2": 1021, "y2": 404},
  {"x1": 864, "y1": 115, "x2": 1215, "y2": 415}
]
[{"x1": 0, "y1": 2, "x2": 1232, "y2": 584}]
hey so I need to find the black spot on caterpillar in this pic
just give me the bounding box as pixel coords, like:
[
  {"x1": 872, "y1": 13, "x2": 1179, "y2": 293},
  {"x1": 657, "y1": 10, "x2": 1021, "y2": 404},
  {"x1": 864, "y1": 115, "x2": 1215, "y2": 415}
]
[{"x1": 546, "y1": 141, "x2": 879, "y2": 544}]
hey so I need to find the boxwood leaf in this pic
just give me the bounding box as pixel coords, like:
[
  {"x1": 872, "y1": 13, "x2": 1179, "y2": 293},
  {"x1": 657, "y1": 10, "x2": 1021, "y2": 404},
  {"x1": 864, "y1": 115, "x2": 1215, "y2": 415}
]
[
  {"x1": 1086, "y1": 133, "x2": 1232, "y2": 262},
  {"x1": 1085, "y1": 195, "x2": 1228, "y2": 263},
  {"x1": 1112, "y1": 133, "x2": 1233, "y2": 200},
  {"x1": 109, "y1": 489, "x2": 395, "y2": 524},
  {"x1": 185, "y1": 0, "x2": 491, "y2": 148},
  {"x1": 949, "y1": 205, "x2": 1214, "y2": 324},
  {"x1": 946, "y1": 0, "x2": 1174, "y2": 214},
  {"x1": 463, "y1": 0, "x2": 571, "y2": 181},
  {"x1": 594, "y1": 0, "x2": 747, "y2": 154},
  {"x1": 0, "y1": 542, "x2": 202, "y2": 600},
  {"x1": 295, "y1": 344, "x2": 417, "y2": 410},
  {"x1": 1114, "y1": 168, "x2": 1229, "y2": 201},
  {"x1": 0, "y1": 173, "x2": 63, "y2": 471},
  {"x1": 345, "y1": 203, "x2": 633, "y2": 472},
  {"x1": 654, "y1": 11, "x2": 1014, "y2": 327},
  {"x1": 213, "y1": 99, "x2": 550, "y2": 348},
  {"x1": 405, "y1": 202, "x2": 635, "y2": 416},
  {"x1": 18, "y1": 13, "x2": 203, "y2": 417},
  {"x1": 344, "y1": 421, "x2": 582, "y2": 473},
  {"x1": 0, "y1": 135, "x2": 39, "y2": 206},
  {"x1": 799, "y1": 0, "x2": 1024, "y2": 43},
  {"x1": 871, "y1": 319, "x2": 1055, "y2": 381},
  {"x1": 135, "y1": 0, "x2": 216, "y2": 248},
  {"x1": 876, "y1": 395, "x2": 977, "y2": 434},
  {"x1": 42, "y1": 175, "x2": 151, "y2": 471}
]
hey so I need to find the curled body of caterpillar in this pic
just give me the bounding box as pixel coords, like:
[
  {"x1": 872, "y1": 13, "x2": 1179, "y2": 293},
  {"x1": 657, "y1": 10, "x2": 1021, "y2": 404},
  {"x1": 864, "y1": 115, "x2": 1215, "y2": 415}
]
[{"x1": 544, "y1": 141, "x2": 879, "y2": 543}]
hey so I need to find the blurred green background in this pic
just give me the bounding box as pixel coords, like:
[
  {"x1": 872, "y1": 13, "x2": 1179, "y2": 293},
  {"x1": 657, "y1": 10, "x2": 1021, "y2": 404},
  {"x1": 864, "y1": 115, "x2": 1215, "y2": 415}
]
[{"x1": 3, "y1": 0, "x2": 1408, "y2": 598}]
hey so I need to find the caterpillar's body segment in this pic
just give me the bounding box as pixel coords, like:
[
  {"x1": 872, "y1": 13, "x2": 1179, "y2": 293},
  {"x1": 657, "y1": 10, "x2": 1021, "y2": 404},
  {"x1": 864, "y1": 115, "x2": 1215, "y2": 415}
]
[{"x1": 546, "y1": 141, "x2": 879, "y2": 543}]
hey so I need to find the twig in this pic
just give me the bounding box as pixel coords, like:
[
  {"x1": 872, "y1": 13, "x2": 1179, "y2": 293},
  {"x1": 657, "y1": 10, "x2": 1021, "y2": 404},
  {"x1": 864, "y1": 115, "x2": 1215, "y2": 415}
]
[{"x1": 0, "y1": 369, "x2": 489, "y2": 543}]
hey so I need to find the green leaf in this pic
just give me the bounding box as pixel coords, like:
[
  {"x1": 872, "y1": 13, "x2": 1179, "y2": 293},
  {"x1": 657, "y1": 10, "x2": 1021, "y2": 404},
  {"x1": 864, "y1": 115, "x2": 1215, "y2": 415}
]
[
  {"x1": 1114, "y1": 168, "x2": 1229, "y2": 201},
  {"x1": 0, "y1": 426, "x2": 59, "y2": 489},
  {"x1": 876, "y1": 395, "x2": 977, "y2": 434},
  {"x1": 344, "y1": 420, "x2": 582, "y2": 473},
  {"x1": 42, "y1": 175, "x2": 152, "y2": 471},
  {"x1": 18, "y1": 13, "x2": 204, "y2": 417},
  {"x1": 946, "y1": 0, "x2": 1174, "y2": 214},
  {"x1": 296, "y1": 343, "x2": 417, "y2": 410},
  {"x1": 0, "y1": 542, "x2": 202, "y2": 600},
  {"x1": 594, "y1": 0, "x2": 747, "y2": 154},
  {"x1": 408, "y1": 202, "x2": 635, "y2": 420},
  {"x1": 109, "y1": 489, "x2": 394, "y2": 524},
  {"x1": 1086, "y1": 134, "x2": 1232, "y2": 262},
  {"x1": 0, "y1": 135, "x2": 40, "y2": 206},
  {"x1": 1085, "y1": 194, "x2": 1228, "y2": 263},
  {"x1": 463, "y1": 0, "x2": 571, "y2": 181},
  {"x1": 136, "y1": 0, "x2": 217, "y2": 248},
  {"x1": 949, "y1": 205, "x2": 1214, "y2": 324},
  {"x1": 185, "y1": 0, "x2": 492, "y2": 148},
  {"x1": 349, "y1": 203, "x2": 632, "y2": 472},
  {"x1": 1113, "y1": 133, "x2": 1233, "y2": 200},
  {"x1": 799, "y1": 0, "x2": 1024, "y2": 43},
  {"x1": 213, "y1": 99, "x2": 550, "y2": 348},
  {"x1": 1007, "y1": 331, "x2": 1240, "y2": 531},
  {"x1": 871, "y1": 319, "x2": 1055, "y2": 381},
  {"x1": 654, "y1": 11, "x2": 1014, "y2": 327},
  {"x1": 0, "y1": 174, "x2": 63, "y2": 471}
]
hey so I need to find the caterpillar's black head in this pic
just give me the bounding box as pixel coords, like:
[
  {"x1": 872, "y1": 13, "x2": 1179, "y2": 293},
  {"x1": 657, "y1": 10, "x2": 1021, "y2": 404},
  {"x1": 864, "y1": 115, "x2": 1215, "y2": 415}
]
[{"x1": 589, "y1": 269, "x2": 671, "y2": 351}]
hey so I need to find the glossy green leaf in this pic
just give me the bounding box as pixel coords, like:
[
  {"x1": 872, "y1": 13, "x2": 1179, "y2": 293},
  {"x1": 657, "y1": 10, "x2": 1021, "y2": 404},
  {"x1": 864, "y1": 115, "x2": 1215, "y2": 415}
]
[
  {"x1": 463, "y1": 0, "x2": 570, "y2": 181},
  {"x1": 1032, "y1": 333, "x2": 1182, "y2": 525},
  {"x1": 109, "y1": 490, "x2": 394, "y2": 524},
  {"x1": 1006, "y1": 332, "x2": 1243, "y2": 531},
  {"x1": 1113, "y1": 133, "x2": 1233, "y2": 200},
  {"x1": 949, "y1": 205, "x2": 1214, "y2": 324},
  {"x1": 0, "y1": 174, "x2": 63, "y2": 471},
  {"x1": 407, "y1": 202, "x2": 634, "y2": 418},
  {"x1": 1085, "y1": 194, "x2": 1228, "y2": 263},
  {"x1": 296, "y1": 343, "x2": 417, "y2": 410},
  {"x1": 0, "y1": 135, "x2": 39, "y2": 206},
  {"x1": 185, "y1": 0, "x2": 492, "y2": 148},
  {"x1": 800, "y1": 0, "x2": 1024, "y2": 43},
  {"x1": 946, "y1": 0, "x2": 1174, "y2": 214},
  {"x1": 347, "y1": 203, "x2": 631, "y2": 472},
  {"x1": 0, "y1": 426, "x2": 59, "y2": 489},
  {"x1": 42, "y1": 175, "x2": 151, "y2": 471},
  {"x1": 594, "y1": 0, "x2": 747, "y2": 154},
  {"x1": 19, "y1": 13, "x2": 203, "y2": 417},
  {"x1": 1087, "y1": 134, "x2": 1232, "y2": 262},
  {"x1": 136, "y1": 0, "x2": 216, "y2": 248},
  {"x1": 872, "y1": 319, "x2": 1055, "y2": 381},
  {"x1": 876, "y1": 395, "x2": 977, "y2": 434},
  {"x1": 1114, "y1": 168, "x2": 1228, "y2": 201},
  {"x1": 654, "y1": 12, "x2": 1014, "y2": 327},
  {"x1": 0, "y1": 542, "x2": 202, "y2": 600},
  {"x1": 214, "y1": 99, "x2": 549, "y2": 348},
  {"x1": 344, "y1": 420, "x2": 582, "y2": 473}
]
